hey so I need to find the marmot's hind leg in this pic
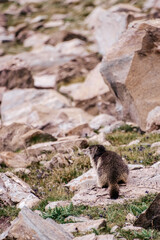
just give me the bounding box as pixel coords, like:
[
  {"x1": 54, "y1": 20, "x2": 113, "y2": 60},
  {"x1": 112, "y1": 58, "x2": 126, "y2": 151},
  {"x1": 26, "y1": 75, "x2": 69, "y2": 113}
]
[
  {"x1": 118, "y1": 173, "x2": 128, "y2": 185},
  {"x1": 97, "y1": 174, "x2": 108, "y2": 188}
]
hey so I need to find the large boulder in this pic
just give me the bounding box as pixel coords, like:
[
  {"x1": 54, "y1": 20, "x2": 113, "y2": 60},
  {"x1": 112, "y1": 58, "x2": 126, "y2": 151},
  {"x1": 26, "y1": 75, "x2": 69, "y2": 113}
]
[
  {"x1": 135, "y1": 193, "x2": 160, "y2": 230},
  {"x1": 0, "y1": 207, "x2": 73, "y2": 240},
  {"x1": 101, "y1": 20, "x2": 160, "y2": 131}
]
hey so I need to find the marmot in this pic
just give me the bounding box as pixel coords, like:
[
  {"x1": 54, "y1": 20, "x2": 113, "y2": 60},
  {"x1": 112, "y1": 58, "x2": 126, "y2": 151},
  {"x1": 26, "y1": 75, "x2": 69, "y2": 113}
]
[{"x1": 86, "y1": 144, "x2": 129, "y2": 199}]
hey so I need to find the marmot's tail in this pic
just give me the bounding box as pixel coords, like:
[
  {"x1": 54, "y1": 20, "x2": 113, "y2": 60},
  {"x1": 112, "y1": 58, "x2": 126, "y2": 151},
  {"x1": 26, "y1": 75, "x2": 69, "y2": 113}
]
[{"x1": 109, "y1": 183, "x2": 119, "y2": 199}]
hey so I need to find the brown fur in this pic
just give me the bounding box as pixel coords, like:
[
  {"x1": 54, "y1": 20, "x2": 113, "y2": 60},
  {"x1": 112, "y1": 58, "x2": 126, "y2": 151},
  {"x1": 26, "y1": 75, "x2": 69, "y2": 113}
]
[{"x1": 87, "y1": 145, "x2": 129, "y2": 199}]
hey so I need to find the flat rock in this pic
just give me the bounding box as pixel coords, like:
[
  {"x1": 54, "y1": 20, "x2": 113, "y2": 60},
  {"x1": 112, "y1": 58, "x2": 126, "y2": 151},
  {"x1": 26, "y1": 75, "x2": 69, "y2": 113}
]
[
  {"x1": 0, "y1": 207, "x2": 73, "y2": 240},
  {"x1": 74, "y1": 234, "x2": 115, "y2": 240},
  {"x1": 69, "y1": 166, "x2": 160, "y2": 206},
  {"x1": 45, "y1": 200, "x2": 71, "y2": 211},
  {"x1": 62, "y1": 219, "x2": 106, "y2": 234},
  {"x1": 101, "y1": 19, "x2": 160, "y2": 131},
  {"x1": 26, "y1": 137, "x2": 88, "y2": 156},
  {"x1": 0, "y1": 123, "x2": 56, "y2": 152},
  {"x1": 0, "y1": 172, "x2": 39, "y2": 209},
  {"x1": 74, "y1": 234, "x2": 96, "y2": 240},
  {"x1": 0, "y1": 151, "x2": 34, "y2": 168},
  {"x1": 1, "y1": 88, "x2": 70, "y2": 127}
]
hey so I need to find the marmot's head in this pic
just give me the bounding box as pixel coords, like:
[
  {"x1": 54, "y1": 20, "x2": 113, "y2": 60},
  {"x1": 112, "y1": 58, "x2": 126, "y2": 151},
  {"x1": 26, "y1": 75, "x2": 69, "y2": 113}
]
[{"x1": 87, "y1": 144, "x2": 106, "y2": 158}]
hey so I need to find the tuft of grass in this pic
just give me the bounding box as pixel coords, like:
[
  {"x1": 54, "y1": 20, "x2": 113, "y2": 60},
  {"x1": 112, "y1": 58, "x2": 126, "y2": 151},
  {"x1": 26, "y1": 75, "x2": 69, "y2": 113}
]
[
  {"x1": 0, "y1": 204, "x2": 20, "y2": 220},
  {"x1": 26, "y1": 133, "x2": 56, "y2": 146},
  {"x1": 117, "y1": 144, "x2": 160, "y2": 166},
  {"x1": 119, "y1": 229, "x2": 160, "y2": 240},
  {"x1": 42, "y1": 203, "x2": 86, "y2": 223}
]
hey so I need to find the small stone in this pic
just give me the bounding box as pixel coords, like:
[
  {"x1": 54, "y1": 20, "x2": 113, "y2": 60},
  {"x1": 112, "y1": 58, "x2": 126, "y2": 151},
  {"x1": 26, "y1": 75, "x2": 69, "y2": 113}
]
[
  {"x1": 151, "y1": 142, "x2": 160, "y2": 148},
  {"x1": 110, "y1": 225, "x2": 118, "y2": 233},
  {"x1": 122, "y1": 224, "x2": 142, "y2": 231},
  {"x1": 128, "y1": 139, "x2": 140, "y2": 146},
  {"x1": 126, "y1": 213, "x2": 136, "y2": 223},
  {"x1": 45, "y1": 200, "x2": 71, "y2": 211},
  {"x1": 128, "y1": 164, "x2": 144, "y2": 170},
  {"x1": 65, "y1": 216, "x2": 89, "y2": 222}
]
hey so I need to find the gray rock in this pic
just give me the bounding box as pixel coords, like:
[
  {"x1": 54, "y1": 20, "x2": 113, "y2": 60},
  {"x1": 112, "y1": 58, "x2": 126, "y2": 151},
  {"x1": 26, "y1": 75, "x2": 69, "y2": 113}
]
[
  {"x1": 89, "y1": 113, "x2": 116, "y2": 130},
  {"x1": 26, "y1": 137, "x2": 88, "y2": 156},
  {"x1": 62, "y1": 219, "x2": 106, "y2": 233},
  {"x1": 1, "y1": 88, "x2": 70, "y2": 127},
  {"x1": 0, "y1": 207, "x2": 73, "y2": 240},
  {"x1": 0, "y1": 172, "x2": 39, "y2": 209}
]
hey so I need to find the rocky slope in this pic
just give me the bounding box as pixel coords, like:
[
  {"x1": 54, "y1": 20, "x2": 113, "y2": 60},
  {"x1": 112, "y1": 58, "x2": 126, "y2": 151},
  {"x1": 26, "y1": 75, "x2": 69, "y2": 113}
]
[{"x1": 0, "y1": 0, "x2": 160, "y2": 239}]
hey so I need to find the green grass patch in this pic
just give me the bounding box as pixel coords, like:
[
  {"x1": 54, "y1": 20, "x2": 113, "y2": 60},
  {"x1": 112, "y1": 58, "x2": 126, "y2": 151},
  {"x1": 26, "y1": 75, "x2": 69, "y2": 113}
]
[
  {"x1": 117, "y1": 144, "x2": 160, "y2": 166},
  {"x1": 0, "y1": 204, "x2": 20, "y2": 220},
  {"x1": 16, "y1": 150, "x2": 90, "y2": 202},
  {"x1": 119, "y1": 229, "x2": 160, "y2": 240}
]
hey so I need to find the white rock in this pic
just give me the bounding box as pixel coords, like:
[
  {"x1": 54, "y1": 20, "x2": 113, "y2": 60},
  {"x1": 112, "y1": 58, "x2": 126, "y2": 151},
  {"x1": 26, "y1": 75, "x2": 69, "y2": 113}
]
[
  {"x1": 151, "y1": 141, "x2": 160, "y2": 148},
  {"x1": 1, "y1": 88, "x2": 70, "y2": 127},
  {"x1": 146, "y1": 106, "x2": 160, "y2": 131},
  {"x1": 144, "y1": 0, "x2": 160, "y2": 9},
  {"x1": 55, "y1": 39, "x2": 87, "y2": 56},
  {"x1": 122, "y1": 224, "x2": 142, "y2": 231},
  {"x1": 126, "y1": 213, "x2": 136, "y2": 223},
  {"x1": 30, "y1": 15, "x2": 47, "y2": 24},
  {"x1": 34, "y1": 74, "x2": 57, "y2": 88},
  {"x1": 65, "y1": 168, "x2": 96, "y2": 192},
  {"x1": 85, "y1": 7, "x2": 127, "y2": 55},
  {"x1": 128, "y1": 164, "x2": 144, "y2": 170},
  {"x1": 89, "y1": 114, "x2": 116, "y2": 130},
  {"x1": 0, "y1": 172, "x2": 39, "y2": 209},
  {"x1": 100, "y1": 121, "x2": 124, "y2": 134},
  {"x1": 44, "y1": 20, "x2": 63, "y2": 28},
  {"x1": 151, "y1": 161, "x2": 160, "y2": 168},
  {"x1": 74, "y1": 234, "x2": 96, "y2": 240},
  {"x1": 45, "y1": 200, "x2": 71, "y2": 211},
  {"x1": 23, "y1": 33, "x2": 49, "y2": 48},
  {"x1": 89, "y1": 132, "x2": 111, "y2": 146},
  {"x1": 128, "y1": 139, "x2": 140, "y2": 146}
]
